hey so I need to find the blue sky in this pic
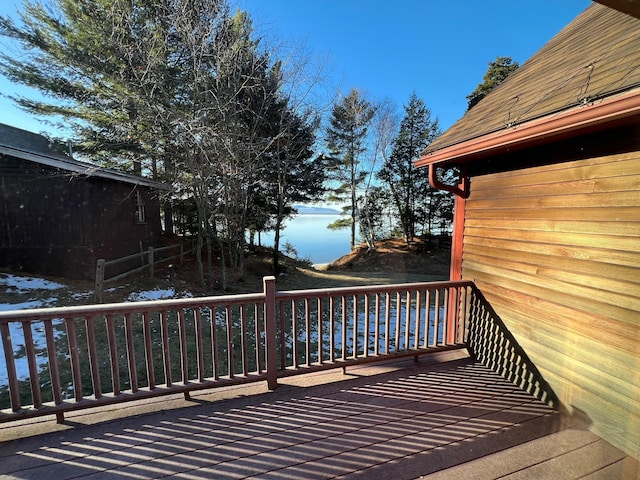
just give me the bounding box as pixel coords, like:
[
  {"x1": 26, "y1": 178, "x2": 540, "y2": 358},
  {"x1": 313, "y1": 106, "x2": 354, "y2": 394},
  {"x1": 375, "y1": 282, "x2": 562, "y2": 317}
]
[{"x1": 0, "y1": 0, "x2": 591, "y2": 138}]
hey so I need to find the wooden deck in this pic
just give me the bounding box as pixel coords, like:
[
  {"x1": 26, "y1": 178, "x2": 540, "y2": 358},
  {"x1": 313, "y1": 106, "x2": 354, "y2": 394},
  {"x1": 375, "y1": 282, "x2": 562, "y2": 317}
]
[{"x1": 1, "y1": 351, "x2": 638, "y2": 479}]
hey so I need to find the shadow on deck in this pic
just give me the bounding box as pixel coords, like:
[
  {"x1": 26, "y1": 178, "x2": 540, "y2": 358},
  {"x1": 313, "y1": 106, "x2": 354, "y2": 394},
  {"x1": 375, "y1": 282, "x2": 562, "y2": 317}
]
[{"x1": 1, "y1": 350, "x2": 638, "y2": 479}]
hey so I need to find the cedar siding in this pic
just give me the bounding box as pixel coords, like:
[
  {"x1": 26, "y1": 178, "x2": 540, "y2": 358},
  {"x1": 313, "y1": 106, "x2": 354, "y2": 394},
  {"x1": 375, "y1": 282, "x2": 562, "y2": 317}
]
[
  {"x1": 460, "y1": 130, "x2": 640, "y2": 457},
  {"x1": 415, "y1": 3, "x2": 640, "y2": 459}
]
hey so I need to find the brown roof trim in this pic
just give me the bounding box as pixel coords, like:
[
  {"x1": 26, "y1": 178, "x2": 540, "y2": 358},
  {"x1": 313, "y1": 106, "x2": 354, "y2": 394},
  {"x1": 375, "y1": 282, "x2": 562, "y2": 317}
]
[
  {"x1": 415, "y1": 88, "x2": 640, "y2": 168},
  {"x1": 594, "y1": 0, "x2": 640, "y2": 19},
  {"x1": 0, "y1": 145, "x2": 171, "y2": 191}
]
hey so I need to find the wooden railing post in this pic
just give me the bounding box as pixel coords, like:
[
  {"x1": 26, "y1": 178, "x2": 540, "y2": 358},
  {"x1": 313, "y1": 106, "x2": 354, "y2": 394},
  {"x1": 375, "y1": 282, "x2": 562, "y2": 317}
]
[
  {"x1": 148, "y1": 247, "x2": 154, "y2": 278},
  {"x1": 94, "y1": 259, "x2": 105, "y2": 303},
  {"x1": 263, "y1": 276, "x2": 278, "y2": 390}
]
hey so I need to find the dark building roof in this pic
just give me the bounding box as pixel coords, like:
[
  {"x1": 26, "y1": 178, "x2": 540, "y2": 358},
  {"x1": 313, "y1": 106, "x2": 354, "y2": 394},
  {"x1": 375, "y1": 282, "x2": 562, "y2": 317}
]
[
  {"x1": 0, "y1": 123, "x2": 169, "y2": 190},
  {"x1": 420, "y1": 3, "x2": 640, "y2": 160}
]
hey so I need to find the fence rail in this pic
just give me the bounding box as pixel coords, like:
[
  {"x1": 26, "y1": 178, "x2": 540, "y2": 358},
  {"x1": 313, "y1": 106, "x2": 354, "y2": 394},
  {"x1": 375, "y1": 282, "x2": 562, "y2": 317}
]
[
  {"x1": 94, "y1": 242, "x2": 193, "y2": 302},
  {"x1": 0, "y1": 277, "x2": 474, "y2": 423}
]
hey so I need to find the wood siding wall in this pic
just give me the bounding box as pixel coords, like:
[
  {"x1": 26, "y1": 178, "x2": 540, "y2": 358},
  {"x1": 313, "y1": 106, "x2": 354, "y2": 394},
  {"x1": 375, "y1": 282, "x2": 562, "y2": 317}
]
[
  {"x1": 462, "y1": 149, "x2": 640, "y2": 458},
  {"x1": 0, "y1": 155, "x2": 163, "y2": 278}
]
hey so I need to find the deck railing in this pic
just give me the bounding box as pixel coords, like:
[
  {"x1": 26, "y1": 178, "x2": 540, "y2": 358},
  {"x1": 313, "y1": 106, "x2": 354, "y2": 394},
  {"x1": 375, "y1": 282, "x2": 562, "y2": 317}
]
[{"x1": 0, "y1": 277, "x2": 473, "y2": 423}]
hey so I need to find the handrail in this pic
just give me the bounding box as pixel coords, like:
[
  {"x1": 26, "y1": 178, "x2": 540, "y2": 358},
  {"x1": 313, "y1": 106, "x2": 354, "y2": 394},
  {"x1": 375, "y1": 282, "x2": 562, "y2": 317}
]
[{"x1": 0, "y1": 277, "x2": 473, "y2": 424}]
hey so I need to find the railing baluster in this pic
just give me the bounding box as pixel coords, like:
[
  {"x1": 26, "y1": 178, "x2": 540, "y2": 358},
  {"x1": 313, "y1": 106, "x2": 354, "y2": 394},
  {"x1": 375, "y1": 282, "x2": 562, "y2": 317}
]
[
  {"x1": 194, "y1": 308, "x2": 205, "y2": 382},
  {"x1": 329, "y1": 297, "x2": 335, "y2": 361},
  {"x1": 240, "y1": 305, "x2": 248, "y2": 376},
  {"x1": 124, "y1": 313, "x2": 138, "y2": 393},
  {"x1": 255, "y1": 303, "x2": 263, "y2": 374},
  {"x1": 404, "y1": 291, "x2": 411, "y2": 351},
  {"x1": 442, "y1": 287, "x2": 449, "y2": 345},
  {"x1": 429, "y1": 290, "x2": 440, "y2": 347},
  {"x1": 395, "y1": 292, "x2": 401, "y2": 352},
  {"x1": 341, "y1": 296, "x2": 347, "y2": 361},
  {"x1": 292, "y1": 299, "x2": 299, "y2": 368},
  {"x1": 85, "y1": 316, "x2": 102, "y2": 399},
  {"x1": 65, "y1": 317, "x2": 83, "y2": 402},
  {"x1": 1, "y1": 322, "x2": 20, "y2": 411},
  {"x1": 305, "y1": 299, "x2": 311, "y2": 366},
  {"x1": 44, "y1": 319, "x2": 63, "y2": 406},
  {"x1": 160, "y1": 311, "x2": 172, "y2": 386},
  {"x1": 434, "y1": 289, "x2": 442, "y2": 346},
  {"x1": 414, "y1": 290, "x2": 421, "y2": 350},
  {"x1": 210, "y1": 306, "x2": 219, "y2": 380},
  {"x1": 424, "y1": 290, "x2": 432, "y2": 347},
  {"x1": 278, "y1": 300, "x2": 286, "y2": 370},
  {"x1": 177, "y1": 309, "x2": 188, "y2": 385},
  {"x1": 374, "y1": 293, "x2": 380, "y2": 356},
  {"x1": 364, "y1": 294, "x2": 370, "y2": 358},
  {"x1": 142, "y1": 311, "x2": 155, "y2": 390},
  {"x1": 352, "y1": 295, "x2": 359, "y2": 359},
  {"x1": 22, "y1": 321, "x2": 41, "y2": 408},
  {"x1": 105, "y1": 314, "x2": 120, "y2": 396},
  {"x1": 225, "y1": 305, "x2": 234, "y2": 378},
  {"x1": 384, "y1": 293, "x2": 391, "y2": 354},
  {"x1": 317, "y1": 298, "x2": 323, "y2": 364}
]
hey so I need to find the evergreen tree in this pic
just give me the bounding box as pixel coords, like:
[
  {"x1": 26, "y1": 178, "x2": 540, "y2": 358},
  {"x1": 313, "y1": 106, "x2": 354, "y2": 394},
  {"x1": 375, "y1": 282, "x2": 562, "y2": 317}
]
[
  {"x1": 0, "y1": 0, "x2": 232, "y2": 236},
  {"x1": 466, "y1": 56, "x2": 519, "y2": 110},
  {"x1": 0, "y1": 1, "x2": 322, "y2": 288},
  {"x1": 358, "y1": 185, "x2": 393, "y2": 243},
  {"x1": 325, "y1": 88, "x2": 376, "y2": 250},
  {"x1": 377, "y1": 93, "x2": 441, "y2": 245}
]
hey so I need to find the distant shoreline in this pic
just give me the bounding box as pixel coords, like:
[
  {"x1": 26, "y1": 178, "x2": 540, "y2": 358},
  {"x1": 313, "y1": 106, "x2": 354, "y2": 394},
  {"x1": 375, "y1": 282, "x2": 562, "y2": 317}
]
[
  {"x1": 292, "y1": 205, "x2": 341, "y2": 215},
  {"x1": 295, "y1": 212, "x2": 340, "y2": 216}
]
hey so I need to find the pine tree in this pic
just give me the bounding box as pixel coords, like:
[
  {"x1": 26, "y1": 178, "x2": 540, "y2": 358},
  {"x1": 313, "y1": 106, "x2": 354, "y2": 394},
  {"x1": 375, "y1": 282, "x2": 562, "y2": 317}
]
[
  {"x1": 377, "y1": 93, "x2": 441, "y2": 245},
  {"x1": 0, "y1": 0, "x2": 232, "y2": 236},
  {"x1": 466, "y1": 56, "x2": 519, "y2": 110},
  {"x1": 325, "y1": 88, "x2": 376, "y2": 250}
]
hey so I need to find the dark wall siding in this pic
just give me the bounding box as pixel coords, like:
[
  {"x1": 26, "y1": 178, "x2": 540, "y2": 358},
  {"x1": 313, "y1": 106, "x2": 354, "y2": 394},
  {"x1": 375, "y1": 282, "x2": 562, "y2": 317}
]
[
  {"x1": 462, "y1": 139, "x2": 640, "y2": 458},
  {"x1": 0, "y1": 155, "x2": 163, "y2": 278}
]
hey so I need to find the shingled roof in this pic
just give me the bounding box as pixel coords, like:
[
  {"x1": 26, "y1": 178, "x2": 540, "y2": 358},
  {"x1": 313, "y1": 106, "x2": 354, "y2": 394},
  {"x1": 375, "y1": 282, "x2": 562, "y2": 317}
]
[
  {"x1": 417, "y1": 3, "x2": 640, "y2": 166},
  {"x1": 0, "y1": 123, "x2": 169, "y2": 190}
]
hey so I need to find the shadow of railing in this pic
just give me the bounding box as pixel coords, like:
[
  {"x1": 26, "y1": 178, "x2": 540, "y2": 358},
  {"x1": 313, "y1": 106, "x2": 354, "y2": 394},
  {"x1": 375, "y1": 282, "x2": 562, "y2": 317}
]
[
  {"x1": 0, "y1": 358, "x2": 567, "y2": 479},
  {"x1": 466, "y1": 285, "x2": 559, "y2": 409}
]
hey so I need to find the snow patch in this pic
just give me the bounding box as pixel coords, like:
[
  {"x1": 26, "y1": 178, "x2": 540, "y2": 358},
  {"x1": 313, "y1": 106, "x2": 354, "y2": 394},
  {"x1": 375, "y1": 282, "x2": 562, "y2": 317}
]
[
  {"x1": 126, "y1": 288, "x2": 192, "y2": 302},
  {"x1": 0, "y1": 273, "x2": 66, "y2": 294},
  {"x1": 0, "y1": 297, "x2": 59, "y2": 312}
]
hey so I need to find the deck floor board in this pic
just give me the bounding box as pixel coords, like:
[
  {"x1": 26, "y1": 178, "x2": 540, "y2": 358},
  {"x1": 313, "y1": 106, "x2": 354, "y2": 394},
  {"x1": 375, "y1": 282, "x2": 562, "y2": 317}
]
[{"x1": 1, "y1": 353, "x2": 638, "y2": 479}]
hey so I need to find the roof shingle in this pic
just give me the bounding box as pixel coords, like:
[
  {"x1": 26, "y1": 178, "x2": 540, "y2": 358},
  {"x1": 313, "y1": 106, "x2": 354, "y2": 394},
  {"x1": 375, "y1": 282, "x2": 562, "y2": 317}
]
[{"x1": 424, "y1": 4, "x2": 640, "y2": 155}]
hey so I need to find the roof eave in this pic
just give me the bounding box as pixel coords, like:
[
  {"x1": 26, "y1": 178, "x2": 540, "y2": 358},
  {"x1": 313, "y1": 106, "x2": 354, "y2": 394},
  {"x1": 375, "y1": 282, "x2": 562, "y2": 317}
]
[
  {"x1": 415, "y1": 88, "x2": 640, "y2": 168},
  {"x1": 0, "y1": 145, "x2": 171, "y2": 191}
]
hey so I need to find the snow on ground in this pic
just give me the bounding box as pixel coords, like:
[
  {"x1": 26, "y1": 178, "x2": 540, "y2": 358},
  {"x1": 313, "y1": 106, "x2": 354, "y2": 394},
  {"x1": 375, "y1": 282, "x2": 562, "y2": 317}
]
[
  {"x1": 0, "y1": 272, "x2": 193, "y2": 387},
  {"x1": 0, "y1": 297, "x2": 60, "y2": 312},
  {"x1": 1, "y1": 273, "x2": 68, "y2": 312},
  {"x1": 127, "y1": 288, "x2": 193, "y2": 301},
  {"x1": 1, "y1": 273, "x2": 65, "y2": 294}
]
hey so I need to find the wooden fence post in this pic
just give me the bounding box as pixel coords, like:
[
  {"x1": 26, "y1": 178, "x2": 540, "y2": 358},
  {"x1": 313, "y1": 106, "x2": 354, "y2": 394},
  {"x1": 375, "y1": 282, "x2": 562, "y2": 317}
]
[
  {"x1": 148, "y1": 247, "x2": 154, "y2": 278},
  {"x1": 263, "y1": 276, "x2": 278, "y2": 390},
  {"x1": 94, "y1": 259, "x2": 105, "y2": 303},
  {"x1": 180, "y1": 243, "x2": 184, "y2": 264}
]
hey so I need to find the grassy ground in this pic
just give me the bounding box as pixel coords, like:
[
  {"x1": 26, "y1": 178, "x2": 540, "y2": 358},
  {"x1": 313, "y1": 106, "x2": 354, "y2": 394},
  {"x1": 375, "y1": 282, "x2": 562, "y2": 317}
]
[{"x1": 0, "y1": 237, "x2": 451, "y2": 308}]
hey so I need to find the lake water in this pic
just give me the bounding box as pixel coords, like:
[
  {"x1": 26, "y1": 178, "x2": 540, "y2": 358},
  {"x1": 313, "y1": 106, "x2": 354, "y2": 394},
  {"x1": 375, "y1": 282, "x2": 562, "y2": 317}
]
[{"x1": 258, "y1": 214, "x2": 352, "y2": 264}]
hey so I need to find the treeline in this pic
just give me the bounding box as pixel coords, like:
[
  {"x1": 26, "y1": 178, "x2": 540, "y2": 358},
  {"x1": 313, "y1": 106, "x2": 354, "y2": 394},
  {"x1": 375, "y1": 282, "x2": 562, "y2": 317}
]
[{"x1": 0, "y1": 0, "x2": 467, "y2": 288}]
